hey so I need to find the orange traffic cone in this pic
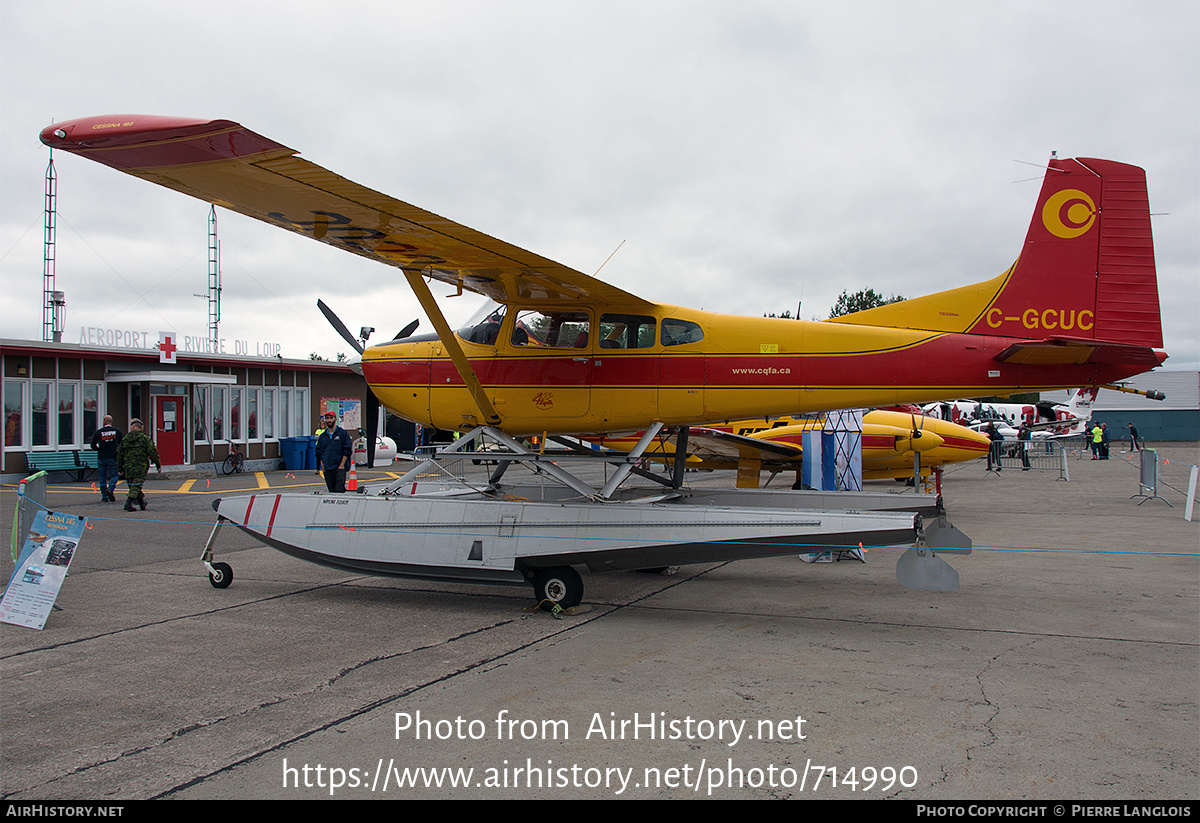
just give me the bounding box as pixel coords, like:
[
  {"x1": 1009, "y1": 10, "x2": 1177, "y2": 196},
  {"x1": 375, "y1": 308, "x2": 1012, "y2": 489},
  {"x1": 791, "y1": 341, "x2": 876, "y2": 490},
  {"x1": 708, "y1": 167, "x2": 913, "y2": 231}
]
[{"x1": 346, "y1": 463, "x2": 358, "y2": 492}]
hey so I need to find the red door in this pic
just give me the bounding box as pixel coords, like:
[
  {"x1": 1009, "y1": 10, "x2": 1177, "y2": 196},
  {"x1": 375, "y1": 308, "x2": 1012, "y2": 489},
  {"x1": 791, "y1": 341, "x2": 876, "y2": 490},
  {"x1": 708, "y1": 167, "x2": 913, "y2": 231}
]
[{"x1": 155, "y1": 395, "x2": 187, "y2": 466}]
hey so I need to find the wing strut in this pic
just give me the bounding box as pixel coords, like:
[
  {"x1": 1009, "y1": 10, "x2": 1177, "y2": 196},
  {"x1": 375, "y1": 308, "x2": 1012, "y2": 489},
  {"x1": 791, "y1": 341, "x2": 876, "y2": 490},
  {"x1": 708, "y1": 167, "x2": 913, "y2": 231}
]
[{"x1": 403, "y1": 270, "x2": 502, "y2": 428}]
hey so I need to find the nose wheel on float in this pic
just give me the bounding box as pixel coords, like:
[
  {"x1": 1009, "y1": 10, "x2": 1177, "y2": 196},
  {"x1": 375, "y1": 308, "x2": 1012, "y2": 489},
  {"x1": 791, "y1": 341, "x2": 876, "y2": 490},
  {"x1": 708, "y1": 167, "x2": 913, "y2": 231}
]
[
  {"x1": 207, "y1": 561, "x2": 233, "y2": 589},
  {"x1": 200, "y1": 517, "x2": 234, "y2": 588}
]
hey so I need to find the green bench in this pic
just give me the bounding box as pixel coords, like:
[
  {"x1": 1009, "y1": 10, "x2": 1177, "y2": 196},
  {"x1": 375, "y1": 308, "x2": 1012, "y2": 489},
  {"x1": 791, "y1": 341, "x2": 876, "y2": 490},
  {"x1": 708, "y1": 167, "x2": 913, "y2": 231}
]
[{"x1": 25, "y1": 450, "x2": 98, "y2": 482}]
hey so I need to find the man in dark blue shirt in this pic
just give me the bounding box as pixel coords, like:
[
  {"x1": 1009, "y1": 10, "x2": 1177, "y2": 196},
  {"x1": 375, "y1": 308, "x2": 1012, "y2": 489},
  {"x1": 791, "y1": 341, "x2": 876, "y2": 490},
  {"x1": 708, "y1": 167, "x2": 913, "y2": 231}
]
[{"x1": 317, "y1": 411, "x2": 353, "y2": 492}]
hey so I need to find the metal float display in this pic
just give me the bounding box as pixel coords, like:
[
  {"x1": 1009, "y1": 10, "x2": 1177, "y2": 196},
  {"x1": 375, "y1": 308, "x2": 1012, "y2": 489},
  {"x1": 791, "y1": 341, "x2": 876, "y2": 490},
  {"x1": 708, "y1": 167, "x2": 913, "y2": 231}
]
[{"x1": 201, "y1": 427, "x2": 971, "y2": 608}]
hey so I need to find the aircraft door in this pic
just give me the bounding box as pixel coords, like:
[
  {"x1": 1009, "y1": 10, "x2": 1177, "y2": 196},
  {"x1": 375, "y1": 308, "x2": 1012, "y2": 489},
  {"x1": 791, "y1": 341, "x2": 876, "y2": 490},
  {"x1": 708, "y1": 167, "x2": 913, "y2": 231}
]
[
  {"x1": 593, "y1": 313, "x2": 659, "y2": 427},
  {"x1": 658, "y1": 317, "x2": 705, "y2": 421},
  {"x1": 495, "y1": 309, "x2": 593, "y2": 419}
]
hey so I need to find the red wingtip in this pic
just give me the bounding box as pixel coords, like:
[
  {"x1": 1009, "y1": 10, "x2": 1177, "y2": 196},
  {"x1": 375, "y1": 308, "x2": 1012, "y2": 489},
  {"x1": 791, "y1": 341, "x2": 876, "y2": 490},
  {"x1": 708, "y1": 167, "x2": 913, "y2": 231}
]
[
  {"x1": 40, "y1": 114, "x2": 293, "y2": 171},
  {"x1": 40, "y1": 115, "x2": 238, "y2": 149}
]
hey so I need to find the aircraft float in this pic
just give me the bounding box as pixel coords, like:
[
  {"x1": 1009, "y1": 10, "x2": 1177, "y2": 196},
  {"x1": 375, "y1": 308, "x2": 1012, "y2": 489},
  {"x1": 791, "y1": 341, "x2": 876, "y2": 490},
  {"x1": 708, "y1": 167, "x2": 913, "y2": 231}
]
[{"x1": 40, "y1": 116, "x2": 1169, "y2": 607}]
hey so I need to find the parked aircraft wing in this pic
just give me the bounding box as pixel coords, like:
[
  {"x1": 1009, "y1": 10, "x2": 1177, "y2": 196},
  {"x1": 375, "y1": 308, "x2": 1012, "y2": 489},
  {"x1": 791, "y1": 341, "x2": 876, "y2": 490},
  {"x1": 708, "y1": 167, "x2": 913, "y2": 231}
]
[
  {"x1": 681, "y1": 427, "x2": 803, "y2": 467},
  {"x1": 40, "y1": 115, "x2": 651, "y2": 309}
]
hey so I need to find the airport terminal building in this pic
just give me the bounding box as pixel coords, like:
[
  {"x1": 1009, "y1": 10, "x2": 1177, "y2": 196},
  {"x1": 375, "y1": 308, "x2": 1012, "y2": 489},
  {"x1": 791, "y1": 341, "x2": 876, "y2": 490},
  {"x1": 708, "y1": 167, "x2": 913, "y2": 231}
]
[{"x1": 2, "y1": 336, "x2": 370, "y2": 477}]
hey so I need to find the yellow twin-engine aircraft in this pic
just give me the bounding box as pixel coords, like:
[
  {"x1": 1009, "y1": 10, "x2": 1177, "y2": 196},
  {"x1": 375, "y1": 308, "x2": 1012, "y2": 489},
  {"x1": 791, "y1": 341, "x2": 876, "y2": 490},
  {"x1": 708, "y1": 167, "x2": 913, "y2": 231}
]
[
  {"x1": 590, "y1": 410, "x2": 991, "y2": 486},
  {"x1": 41, "y1": 117, "x2": 1167, "y2": 447}
]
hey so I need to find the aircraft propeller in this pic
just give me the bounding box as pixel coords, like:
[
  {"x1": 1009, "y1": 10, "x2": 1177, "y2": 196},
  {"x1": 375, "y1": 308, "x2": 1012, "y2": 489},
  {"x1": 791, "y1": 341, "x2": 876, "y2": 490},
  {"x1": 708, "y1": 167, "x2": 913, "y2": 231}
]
[
  {"x1": 317, "y1": 300, "x2": 421, "y2": 472},
  {"x1": 317, "y1": 299, "x2": 364, "y2": 355}
]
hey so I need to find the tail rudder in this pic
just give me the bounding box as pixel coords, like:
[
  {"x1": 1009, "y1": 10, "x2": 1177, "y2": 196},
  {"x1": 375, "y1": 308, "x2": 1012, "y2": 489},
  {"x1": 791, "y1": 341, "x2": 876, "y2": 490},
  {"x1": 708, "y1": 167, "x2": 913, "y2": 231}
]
[
  {"x1": 830, "y1": 157, "x2": 1163, "y2": 350},
  {"x1": 1066, "y1": 387, "x2": 1098, "y2": 423},
  {"x1": 967, "y1": 157, "x2": 1162, "y2": 346},
  {"x1": 1050, "y1": 387, "x2": 1098, "y2": 435}
]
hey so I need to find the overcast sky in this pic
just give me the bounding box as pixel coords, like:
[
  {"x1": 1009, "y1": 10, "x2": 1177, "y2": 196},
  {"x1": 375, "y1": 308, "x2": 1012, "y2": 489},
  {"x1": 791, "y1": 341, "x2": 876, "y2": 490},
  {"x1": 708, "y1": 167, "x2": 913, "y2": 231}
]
[{"x1": 2, "y1": 0, "x2": 1197, "y2": 372}]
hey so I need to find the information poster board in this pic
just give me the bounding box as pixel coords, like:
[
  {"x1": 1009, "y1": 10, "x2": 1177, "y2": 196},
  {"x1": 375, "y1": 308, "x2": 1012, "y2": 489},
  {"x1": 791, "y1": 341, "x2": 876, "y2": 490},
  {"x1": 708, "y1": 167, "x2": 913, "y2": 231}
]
[
  {"x1": 321, "y1": 397, "x2": 362, "y2": 430},
  {"x1": 1, "y1": 510, "x2": 84, "y2": 630}
]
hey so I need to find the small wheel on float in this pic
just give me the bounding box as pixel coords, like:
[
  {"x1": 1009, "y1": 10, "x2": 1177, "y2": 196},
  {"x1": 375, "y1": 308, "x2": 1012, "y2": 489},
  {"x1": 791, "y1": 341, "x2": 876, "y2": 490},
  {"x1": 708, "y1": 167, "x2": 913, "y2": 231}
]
[
  {"x1": 208, "y1": 562, "x2": 233, "y2": 589},
  {"x1": 532, "y1": 566, "x2": 583, "y2": 611}
]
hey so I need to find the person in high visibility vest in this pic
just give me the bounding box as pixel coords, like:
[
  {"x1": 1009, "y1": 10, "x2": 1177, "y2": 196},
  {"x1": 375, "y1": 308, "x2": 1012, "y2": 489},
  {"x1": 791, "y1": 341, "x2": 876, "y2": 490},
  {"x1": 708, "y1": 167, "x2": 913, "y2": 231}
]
[{"x1": 314, "y1": 422, "x2": 326, "y2": 475}]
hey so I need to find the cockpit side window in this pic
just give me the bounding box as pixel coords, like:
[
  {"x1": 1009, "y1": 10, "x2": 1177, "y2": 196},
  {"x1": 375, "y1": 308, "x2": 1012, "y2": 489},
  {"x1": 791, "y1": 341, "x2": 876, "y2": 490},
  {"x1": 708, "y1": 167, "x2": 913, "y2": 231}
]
[
  {"x1": 599, "y1": 314, "x2": 656, "y2": 349},
  {"x1": 512, "y1": 310, "x2": 591, "y2": 349},
  {"x1": 661, "y1": 318, "x2": 704, "y2": 346}
]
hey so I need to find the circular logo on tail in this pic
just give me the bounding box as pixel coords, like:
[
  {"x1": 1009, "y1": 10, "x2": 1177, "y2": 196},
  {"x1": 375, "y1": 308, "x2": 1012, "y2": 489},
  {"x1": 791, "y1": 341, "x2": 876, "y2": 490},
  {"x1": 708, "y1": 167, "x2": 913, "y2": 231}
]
[{"x1": 1042, "y1": 189, "x2": 1097, "y2": 238}]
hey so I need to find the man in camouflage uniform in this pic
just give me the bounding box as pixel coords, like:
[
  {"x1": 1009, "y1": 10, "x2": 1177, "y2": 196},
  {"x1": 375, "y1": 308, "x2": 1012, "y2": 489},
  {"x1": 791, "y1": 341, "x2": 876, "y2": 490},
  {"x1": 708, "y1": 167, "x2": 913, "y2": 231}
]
[{"x1": 117, "y1": 418, "x2": 161, "y2": 511}]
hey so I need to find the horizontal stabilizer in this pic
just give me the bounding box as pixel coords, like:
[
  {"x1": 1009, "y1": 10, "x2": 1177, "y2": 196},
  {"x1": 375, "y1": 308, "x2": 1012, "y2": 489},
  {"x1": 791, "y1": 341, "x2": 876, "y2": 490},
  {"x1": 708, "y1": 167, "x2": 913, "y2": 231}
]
[{"x1": 995, "y1": 338, "x2": 1167, "y2": 368}]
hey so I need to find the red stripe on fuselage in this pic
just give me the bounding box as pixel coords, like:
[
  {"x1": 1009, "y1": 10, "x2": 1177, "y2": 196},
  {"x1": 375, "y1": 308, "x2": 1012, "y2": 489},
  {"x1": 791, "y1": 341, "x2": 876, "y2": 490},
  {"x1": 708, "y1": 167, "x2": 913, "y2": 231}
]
[
  {"x1": 939, "y1": 436, "x2": 990, "y2": 453},
  {"x1": 364, "y1": 330, "x2": 1152, "y2": 394}
]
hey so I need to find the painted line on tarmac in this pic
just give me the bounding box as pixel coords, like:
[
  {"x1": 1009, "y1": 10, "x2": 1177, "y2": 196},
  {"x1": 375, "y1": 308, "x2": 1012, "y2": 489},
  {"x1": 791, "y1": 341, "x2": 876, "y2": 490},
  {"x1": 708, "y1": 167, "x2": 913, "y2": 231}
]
[{"x1": 2, "y1": 474, "x2": 397, "y2": 496}]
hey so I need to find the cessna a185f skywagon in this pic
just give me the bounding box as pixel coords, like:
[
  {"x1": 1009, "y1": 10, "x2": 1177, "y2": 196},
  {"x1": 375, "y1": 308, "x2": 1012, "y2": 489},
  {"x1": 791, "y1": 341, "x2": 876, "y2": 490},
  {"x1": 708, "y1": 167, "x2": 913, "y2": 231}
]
[{"x1": 41, "y1": 116, "x2": 1169, "y2": 607}]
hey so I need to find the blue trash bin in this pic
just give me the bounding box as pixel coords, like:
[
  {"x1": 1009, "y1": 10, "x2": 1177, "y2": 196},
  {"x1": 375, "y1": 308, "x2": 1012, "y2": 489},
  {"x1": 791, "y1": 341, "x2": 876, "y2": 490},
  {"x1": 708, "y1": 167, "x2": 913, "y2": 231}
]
[
  {"x1": 280, "y1": 437, "x2": 303, "y2": 470},
  {"x1": 304, "y1": 435, "x2": 318, "y2": 471}
]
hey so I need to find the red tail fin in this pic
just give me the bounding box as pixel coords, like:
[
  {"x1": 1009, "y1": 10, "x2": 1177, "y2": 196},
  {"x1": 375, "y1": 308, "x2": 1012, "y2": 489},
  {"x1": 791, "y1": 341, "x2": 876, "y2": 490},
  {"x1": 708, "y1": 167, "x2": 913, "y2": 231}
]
[{"x1": 968, "y1": 157, "x2": 1162, "y2": 347}]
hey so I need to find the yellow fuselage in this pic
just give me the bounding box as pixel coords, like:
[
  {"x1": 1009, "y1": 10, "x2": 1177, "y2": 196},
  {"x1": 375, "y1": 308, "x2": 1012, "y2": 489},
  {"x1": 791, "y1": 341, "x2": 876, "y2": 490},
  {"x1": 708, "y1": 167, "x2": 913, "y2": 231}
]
[{"x1": 361, "y1": 303, "x2": 1130, "y2": 437}]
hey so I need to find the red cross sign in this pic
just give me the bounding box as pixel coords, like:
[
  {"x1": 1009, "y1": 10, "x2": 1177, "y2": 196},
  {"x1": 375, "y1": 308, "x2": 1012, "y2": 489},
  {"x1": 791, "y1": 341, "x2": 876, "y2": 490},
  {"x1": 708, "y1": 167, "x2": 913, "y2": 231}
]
[{"x1": 158, "y1": 332, "x2": 178, "y2": 364}]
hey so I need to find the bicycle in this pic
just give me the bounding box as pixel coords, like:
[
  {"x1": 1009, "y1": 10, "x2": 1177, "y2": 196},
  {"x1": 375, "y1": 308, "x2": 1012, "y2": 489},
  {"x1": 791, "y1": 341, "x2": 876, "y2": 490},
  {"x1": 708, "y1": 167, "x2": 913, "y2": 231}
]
[{"x1": 222, "y1": 441, "x2": 245, "y2": 474}]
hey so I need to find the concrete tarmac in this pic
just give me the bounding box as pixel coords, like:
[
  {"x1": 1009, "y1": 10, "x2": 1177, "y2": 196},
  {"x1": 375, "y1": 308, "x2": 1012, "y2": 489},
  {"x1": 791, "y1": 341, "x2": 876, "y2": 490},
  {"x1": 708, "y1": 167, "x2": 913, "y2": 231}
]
[{"x1": 2, "y1": 445, "x2": 1197, "y2": 800}]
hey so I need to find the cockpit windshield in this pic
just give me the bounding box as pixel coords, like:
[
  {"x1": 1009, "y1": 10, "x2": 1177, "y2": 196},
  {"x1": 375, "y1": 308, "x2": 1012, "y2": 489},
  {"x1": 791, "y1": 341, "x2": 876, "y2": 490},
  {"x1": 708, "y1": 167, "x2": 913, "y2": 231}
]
[{"x1": 457, "y1": 300, "x2": 507, "y2": 346}]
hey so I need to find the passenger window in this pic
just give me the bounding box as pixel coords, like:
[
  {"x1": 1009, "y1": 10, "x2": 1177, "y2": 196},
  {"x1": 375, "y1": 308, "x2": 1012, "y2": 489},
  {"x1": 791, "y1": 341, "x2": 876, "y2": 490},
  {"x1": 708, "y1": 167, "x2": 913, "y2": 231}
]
[
  {"x1": 512, "y1": 310, "x2": 591, "y2": 349},
  {"x1": 661, "y1": 318, "x2": 704, "y2": 346},
  {"x1": 599, "y1": 314, "x2": 657, "y2": 349}
]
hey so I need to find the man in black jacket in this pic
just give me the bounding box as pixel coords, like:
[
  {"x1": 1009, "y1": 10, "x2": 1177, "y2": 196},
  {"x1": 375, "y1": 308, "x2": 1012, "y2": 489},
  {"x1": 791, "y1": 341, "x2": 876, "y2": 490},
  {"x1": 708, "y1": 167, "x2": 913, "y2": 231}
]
[
  {"x1": 986, "y1": 422, "x2": 1004, "y2": 472},
  {"x1": 1127, "y1": 422, "x2": 1142, "y2": 452},
  {"x1": 317, "y1": 411, "x2": 353, "y2": 493},
  {"x1": 89, "y1": 415, "x2": 123, "y2": 502}
]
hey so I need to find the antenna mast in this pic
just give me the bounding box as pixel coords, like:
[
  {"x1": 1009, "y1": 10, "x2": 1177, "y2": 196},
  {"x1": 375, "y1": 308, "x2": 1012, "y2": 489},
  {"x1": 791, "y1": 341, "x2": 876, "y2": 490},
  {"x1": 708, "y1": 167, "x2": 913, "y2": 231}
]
[
  {"x1": 207, "y1": 204, "x2": 221, "y2": 349},
  {"x1": 42, "y1": 152, "x2": 65, "y2": 342}
]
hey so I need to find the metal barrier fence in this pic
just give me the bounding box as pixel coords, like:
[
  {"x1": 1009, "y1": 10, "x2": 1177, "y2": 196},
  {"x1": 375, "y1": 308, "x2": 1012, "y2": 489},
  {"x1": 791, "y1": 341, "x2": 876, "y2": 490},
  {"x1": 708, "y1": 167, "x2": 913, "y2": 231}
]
[
  {"x1": 1054, "y1": 435, "x2": 1092, "y2": 461},
  {"x1": 986, "y1": 438, "x2": 1070, "y2": 480}
]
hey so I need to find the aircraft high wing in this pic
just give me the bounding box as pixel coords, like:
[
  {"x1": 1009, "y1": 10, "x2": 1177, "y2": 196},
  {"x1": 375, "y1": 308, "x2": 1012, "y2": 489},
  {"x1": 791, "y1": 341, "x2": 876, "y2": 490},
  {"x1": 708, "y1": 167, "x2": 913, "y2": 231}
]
[{"x1": 41, "y1": 116, "x2": 1169, "y2": 438}]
